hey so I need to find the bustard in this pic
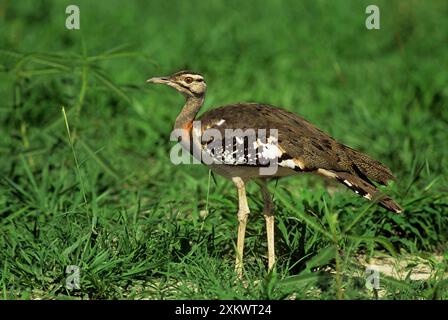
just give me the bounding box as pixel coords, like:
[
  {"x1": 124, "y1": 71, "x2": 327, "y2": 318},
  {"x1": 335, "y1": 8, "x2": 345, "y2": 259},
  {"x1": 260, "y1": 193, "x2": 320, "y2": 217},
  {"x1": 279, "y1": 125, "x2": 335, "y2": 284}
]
[{"x1": 147, "y1": 70, "x2": 402, "y2": 278}]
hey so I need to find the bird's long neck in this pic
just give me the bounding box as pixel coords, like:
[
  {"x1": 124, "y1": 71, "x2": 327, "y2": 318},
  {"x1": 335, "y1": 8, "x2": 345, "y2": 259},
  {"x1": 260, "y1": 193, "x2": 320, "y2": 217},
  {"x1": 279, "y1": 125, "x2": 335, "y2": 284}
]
[{"x1": 174, "y1": 96, "x2": 204, "y2": 130}]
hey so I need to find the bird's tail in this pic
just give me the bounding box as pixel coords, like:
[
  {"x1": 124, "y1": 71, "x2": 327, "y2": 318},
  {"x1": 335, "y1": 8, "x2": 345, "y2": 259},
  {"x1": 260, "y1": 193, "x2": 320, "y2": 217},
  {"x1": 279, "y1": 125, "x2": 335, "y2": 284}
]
[{"x1": 320, "y1": 169, "x2": 403, "y2": 213}]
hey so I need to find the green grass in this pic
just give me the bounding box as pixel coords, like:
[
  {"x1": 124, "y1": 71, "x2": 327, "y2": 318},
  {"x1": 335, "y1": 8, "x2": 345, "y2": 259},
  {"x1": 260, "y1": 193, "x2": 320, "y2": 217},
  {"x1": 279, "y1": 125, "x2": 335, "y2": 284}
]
[{"x1": 0, "y1": 0, "x2": 448, "y2": 299}]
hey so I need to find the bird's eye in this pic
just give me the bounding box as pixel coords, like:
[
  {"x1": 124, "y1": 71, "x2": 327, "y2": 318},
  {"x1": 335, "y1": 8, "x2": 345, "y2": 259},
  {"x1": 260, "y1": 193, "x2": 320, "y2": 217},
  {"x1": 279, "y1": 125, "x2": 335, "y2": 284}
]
[{"x1": 184, "y1": 77, "x2": 193, "y2": 84}]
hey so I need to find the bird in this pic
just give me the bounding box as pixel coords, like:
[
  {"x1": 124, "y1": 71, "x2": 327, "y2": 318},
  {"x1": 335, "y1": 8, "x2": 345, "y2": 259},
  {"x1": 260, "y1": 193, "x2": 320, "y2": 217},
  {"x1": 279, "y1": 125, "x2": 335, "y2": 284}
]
[{"x1": 146, "y1": 70, "x2": 402, "y2": 278}]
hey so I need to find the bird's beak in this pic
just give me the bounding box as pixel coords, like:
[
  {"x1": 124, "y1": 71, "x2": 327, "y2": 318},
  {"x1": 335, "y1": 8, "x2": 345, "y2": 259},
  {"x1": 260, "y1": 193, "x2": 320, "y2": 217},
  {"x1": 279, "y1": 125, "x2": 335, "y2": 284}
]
[{"x1": 146, "y1": 76, "x2": 170, "y2": 84}]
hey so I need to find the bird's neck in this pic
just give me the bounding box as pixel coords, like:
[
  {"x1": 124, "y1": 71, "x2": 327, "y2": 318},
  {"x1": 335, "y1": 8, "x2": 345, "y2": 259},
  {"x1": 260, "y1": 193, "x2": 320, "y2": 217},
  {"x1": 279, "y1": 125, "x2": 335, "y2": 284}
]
[{"x1": 174, "y1": 95, "x2": 204, "y2": 130}]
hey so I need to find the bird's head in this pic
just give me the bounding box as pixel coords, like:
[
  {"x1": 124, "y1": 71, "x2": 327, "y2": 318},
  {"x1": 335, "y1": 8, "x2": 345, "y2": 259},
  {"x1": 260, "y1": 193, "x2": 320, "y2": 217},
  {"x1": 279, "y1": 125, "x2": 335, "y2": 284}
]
[{"x1": 146, "y1": 70, "x2": 206, "y2": 98}]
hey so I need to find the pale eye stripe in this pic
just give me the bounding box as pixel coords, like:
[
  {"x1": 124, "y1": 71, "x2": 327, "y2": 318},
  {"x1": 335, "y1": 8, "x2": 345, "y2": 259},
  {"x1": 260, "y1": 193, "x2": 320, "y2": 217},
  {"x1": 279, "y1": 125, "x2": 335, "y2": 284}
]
[{"x1": 189, "y1": 75, "x2": 204, "y2": 82}]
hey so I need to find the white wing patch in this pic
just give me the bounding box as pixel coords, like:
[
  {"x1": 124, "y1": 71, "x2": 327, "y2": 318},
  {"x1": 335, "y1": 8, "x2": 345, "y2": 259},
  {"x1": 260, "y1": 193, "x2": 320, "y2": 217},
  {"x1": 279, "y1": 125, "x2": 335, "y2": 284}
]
[
  {"x1": 363, "y1": 193, "x2": 372, "y2": 200},
  {"x1": 253, "y1": 138, "x2": 283, "y2": 160},
  {"x1": 317, "y1": 168, "x2": 338, "y2": 178},
  {"x1": 202, "y1": 135, "x2": 284, "y2": 166},
  {"x1": 279, "y1": 159, "x2": 296, "y2": 169}
]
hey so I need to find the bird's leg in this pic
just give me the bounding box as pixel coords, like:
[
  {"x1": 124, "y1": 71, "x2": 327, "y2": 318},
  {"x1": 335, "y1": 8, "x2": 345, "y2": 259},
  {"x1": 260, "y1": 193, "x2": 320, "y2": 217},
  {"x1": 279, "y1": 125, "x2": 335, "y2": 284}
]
[
  {"x1": 232, "y1": 177, "x2": 250, "y2": 279},
  {"x1": 259, "y1": 180, "x2": 275, "y2": 271}
]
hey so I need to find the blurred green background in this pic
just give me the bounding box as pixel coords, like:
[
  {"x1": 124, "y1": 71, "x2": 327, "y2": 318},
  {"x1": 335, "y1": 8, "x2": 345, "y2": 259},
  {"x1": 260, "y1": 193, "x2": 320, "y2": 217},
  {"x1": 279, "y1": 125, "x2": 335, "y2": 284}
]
[{"x1": 0, "y1": 0, "x2": 447, "y2": 299}]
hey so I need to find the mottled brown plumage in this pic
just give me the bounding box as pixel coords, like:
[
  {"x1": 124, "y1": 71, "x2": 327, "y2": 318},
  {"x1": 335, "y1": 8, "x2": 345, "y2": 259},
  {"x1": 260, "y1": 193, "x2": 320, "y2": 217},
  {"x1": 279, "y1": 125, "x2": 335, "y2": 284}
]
[{"x1": 198, "y1": 103, "x2": 401, "y2": 213}]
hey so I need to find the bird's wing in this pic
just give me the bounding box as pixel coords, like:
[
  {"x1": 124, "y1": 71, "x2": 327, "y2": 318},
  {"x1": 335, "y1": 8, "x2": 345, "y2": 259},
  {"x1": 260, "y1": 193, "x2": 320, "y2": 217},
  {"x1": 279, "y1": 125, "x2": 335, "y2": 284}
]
[
  {"x1": 198, "y1": 103, "x2": 395, "y2": 183},
  {"x1": 197, "y1": 103, "x2": 401, "y2": 213}
]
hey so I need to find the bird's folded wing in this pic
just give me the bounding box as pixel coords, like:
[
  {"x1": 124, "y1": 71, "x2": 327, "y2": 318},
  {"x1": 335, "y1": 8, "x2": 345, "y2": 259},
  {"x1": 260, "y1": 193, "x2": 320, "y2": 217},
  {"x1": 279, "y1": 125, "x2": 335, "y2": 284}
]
[{"x1": 198, "y1": 103, "x2": 395, "y2": 185}]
